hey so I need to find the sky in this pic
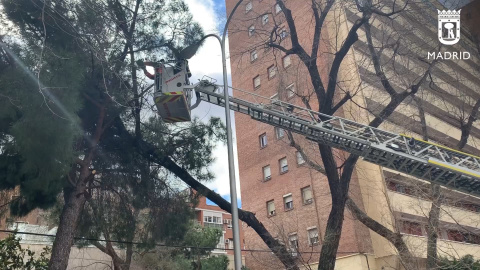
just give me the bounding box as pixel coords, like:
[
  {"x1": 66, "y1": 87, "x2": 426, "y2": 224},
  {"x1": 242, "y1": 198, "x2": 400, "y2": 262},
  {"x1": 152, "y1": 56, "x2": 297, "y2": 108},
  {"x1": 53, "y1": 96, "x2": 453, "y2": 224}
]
[{"x1": 183, "y1": 0, "x2": 242, "y2": 207}]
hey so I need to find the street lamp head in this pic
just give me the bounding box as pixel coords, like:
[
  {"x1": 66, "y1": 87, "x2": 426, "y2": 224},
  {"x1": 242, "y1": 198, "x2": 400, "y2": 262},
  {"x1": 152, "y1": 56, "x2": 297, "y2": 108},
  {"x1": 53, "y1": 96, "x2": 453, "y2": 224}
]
[{"x1": 178, "y1": 39, "x2": 206, "y2": 60}]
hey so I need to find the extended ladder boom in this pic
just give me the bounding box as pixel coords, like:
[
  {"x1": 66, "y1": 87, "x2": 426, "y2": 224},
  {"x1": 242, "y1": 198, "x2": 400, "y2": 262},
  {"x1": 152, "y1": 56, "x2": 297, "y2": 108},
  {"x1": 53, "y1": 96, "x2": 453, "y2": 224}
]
[{"x1": 192, "y1": 80, "x2": 480, "y2": 197}]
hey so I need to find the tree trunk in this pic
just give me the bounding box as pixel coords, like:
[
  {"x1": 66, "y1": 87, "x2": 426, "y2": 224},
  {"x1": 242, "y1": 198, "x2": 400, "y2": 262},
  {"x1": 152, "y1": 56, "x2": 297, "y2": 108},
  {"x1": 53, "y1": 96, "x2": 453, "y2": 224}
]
[
  {"x1": 318, "y1": 198, "x2": 346, "y2": 270},
  {"x1": 426, "y1": 184, "x2": 442, "y2": 269},
  {"x1": 48, "y1": 181, "x2": 88, "y2": 269}
]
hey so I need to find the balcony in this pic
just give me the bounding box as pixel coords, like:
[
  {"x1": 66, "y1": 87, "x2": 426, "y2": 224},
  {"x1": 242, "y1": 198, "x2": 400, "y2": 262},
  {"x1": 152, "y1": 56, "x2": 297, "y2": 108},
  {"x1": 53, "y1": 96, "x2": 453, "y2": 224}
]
[
  {"x1": 204, "y1": 222, "x2": 223, "y2": 230},
  {"x1": 387, "y1": 191, "x2": 480, "y2": 228}
]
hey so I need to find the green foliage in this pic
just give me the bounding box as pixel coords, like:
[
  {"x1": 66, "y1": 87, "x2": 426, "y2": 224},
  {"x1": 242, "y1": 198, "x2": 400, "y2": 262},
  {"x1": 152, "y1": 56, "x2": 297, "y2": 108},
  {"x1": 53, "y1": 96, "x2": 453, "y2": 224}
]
[
  {"x1": 183, "y1": 224, "x2": 223, "y2": 257},
  {"x1": 438, "y1": 255, "x2": 480, "y2": 270},
  {"x1": 201, "y1": 255, "x2": 229, "y2": 270},
  {"x1": 0, "y1": 234, "x2": 50, "y2": 269}
]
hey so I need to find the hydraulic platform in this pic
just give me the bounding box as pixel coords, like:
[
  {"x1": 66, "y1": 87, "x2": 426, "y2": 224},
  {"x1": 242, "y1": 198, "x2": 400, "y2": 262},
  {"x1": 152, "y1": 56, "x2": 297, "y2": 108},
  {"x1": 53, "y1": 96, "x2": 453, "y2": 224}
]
[{"x1": 191, "y1": 80, "x2": 480, "y2": 197}]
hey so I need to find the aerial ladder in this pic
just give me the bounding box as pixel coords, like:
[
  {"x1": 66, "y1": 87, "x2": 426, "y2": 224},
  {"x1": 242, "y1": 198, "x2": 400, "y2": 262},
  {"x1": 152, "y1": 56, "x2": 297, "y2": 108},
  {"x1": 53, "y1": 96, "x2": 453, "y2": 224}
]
[{"x1": 146, "y1": 59, "x2": 480, "y2": 197}]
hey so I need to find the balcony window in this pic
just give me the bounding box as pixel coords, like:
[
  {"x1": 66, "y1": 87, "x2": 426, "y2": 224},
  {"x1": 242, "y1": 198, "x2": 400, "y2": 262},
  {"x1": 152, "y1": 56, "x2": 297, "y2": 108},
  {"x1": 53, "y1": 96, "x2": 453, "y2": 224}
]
[
  {"x1": 246, "y1": 2, "x2": 252, "y2": 13},
  {"x1": 267, "y1": 200, "x2": 276, "y2": 216},
  {"x1": 279, "y1": 157, "x2": 288, "y2": 174},
  {"x1": 283, "y1": 55, "x2": 291, "y2": 68},
  {"x1": 280, "y1": 29, "x2": 289, "y2": 40},
  {"x1": 284, "y1": 194, "x2": 293, "y2": 210},
  {"x1": 260, "y1": 133, "x2": 267, "y2": 148},
  {"x1": 262, "y1": 14, "x2": 269, "y2": 25},
  {"x1": 275, "y1": 127, "x2": 284, "y2": 139},
  {"x1": 289, "y1": 233, "x2": 298, "y2": 255},
  {"x1": 302, "y1": 186, "x2": 313, "y2": 205},
  {"x1": 286, "y1": 83, "x2": 295, "y2": 98},
  {"x1": 248, "y1": 25, "x2": 255, "y2": 37},
  {"x1": 263, "y1": 165, "x2": 271, "y2": 181},
  {"x1": 296, "y1": 151, "x2": 305, "y2": 165},
  {"x1": 308, "y1": 228, "x2": 319, "y2": 245},
  {"x1": 268, "y1": 65, "x2": 276, "y2": 79},
  {"x1": 253, "y1": 75, "x2": 261, "y2": 89},
  {"x1": 275, "y1": 3, "x2": 282, "y2": 14},
  {"x1": 250, "y1": 50, "x2": 258, "y2": 62}
]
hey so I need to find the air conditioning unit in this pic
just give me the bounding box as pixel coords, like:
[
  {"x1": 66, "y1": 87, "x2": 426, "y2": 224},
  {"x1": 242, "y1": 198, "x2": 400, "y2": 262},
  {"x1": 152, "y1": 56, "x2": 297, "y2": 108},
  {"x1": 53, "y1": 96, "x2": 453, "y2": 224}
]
[
  {"x1": 265, "y1": 175, "x2": 271, "y2": 181},
  {"x1": 225, "y1": 239, "x2": 230, "y2": 244},
  {"x1": 270, "y1": 210, "x2": 276, "y2": 216},
  {"x1": 306, "y1": 198, "x2": 313, "y2": 204},
  {"x1": 227, "y1": 225, "x2": 232, "y2": 229}
]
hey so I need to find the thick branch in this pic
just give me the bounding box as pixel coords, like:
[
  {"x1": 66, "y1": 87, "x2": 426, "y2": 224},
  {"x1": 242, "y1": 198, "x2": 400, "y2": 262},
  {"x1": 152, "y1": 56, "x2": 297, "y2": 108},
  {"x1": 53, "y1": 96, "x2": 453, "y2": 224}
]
[
  {"x1": 458, "y1": 99, "x2": 480, "y2": 149},
  {"x1": 323, "y1": 16, "x2": 368, "y2": 113},
  {"x1": 346, "y1": 197, "x2": 416, "y2": 270}
]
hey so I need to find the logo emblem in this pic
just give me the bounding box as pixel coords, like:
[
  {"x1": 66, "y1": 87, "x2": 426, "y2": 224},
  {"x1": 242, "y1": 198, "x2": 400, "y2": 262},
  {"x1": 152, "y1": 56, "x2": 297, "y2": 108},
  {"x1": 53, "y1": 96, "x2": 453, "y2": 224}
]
[{"x1": 438, "y1": 10, "x2": 461, "y2": 45}]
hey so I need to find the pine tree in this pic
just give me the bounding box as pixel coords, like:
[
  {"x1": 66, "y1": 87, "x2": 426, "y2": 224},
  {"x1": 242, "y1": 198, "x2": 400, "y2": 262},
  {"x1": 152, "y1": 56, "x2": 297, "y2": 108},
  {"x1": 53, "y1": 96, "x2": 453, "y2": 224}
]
[{"x1": 0, "y1": 0, "x2": 220, "y2": 269}]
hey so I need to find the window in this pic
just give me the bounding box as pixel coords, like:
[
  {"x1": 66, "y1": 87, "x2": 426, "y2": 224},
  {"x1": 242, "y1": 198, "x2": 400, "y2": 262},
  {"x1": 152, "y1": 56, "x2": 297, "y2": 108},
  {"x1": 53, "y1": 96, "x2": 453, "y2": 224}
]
[
  {"x1": 279, "y1": 157, "x2": 288, "y2": 174},
  {"x1": 253, "y1": 75, "x2": 261, "y2": 88},
  {"x1": 302, "y1": 186, "x2": 313, "y2": 204},
  {"x1": 259, "y1": 133, "x2": 267, "y2": 148},
  {"x1": 248, "y1": 25, "x2": 255, "y2": 37},
  {"x1": 246, "y1": 2, "x2": 252, "y2": 13},
  {"x1": 401, "y1": 220, "x2": 423, "y2": 236},
  {"x1": 286, "y1": 83, "x2": 295, "y2": 98},
  {"x1": 268, "y1": 65, "x2": 276, "y2": 79},
  {"x1": 447, "y1": 230, "x2": 465, "y2": 242},
  {"x1": 288, "y1": 234, "x2": 298, "y2": 256},
  {"x1": 250, "y1": 50, "x2": 258, "y2": 61},
  {"x1": 267, "y1": 200, "x2": 276, "y2": 216},
  {"x1": 213, "y1": 216, "x2": 222, "y2": 224},
  {"x1": 280, "y1": 29, "x2": 289, "y2": 40},
  {"x1": 275, "y1": 3, "x2": 282, "y2": 14},
  {"x1": 204, "y1": 216, "x2": 213, "y2": 223},
  {"x1": 308, "y1": 228, "x2": 319, "y2": 245},
  {"x1": 296, "y1": 151, "x2": 305, "y2": 165},
  {"x1": 387, "y1": 181, "x2": 414, "y2": 196},
  {"x1": 224, "y1": 218, "x2": 232, "y2": 227},
  {"x1": 263, "y1": 165, "x2": 271, "y2": 181},
  {"x1": 282, "y1": 55, "x2": 291, "y2": 68},
  {"x1": 284, "y1": 194, "x2": 293, "y2": 210},
  {"x1": 275, "y1": 127, "x2": 284, "y2": 139},
  {"x1": 262, "y1": 14, "x2": 269, "y2": 25}
]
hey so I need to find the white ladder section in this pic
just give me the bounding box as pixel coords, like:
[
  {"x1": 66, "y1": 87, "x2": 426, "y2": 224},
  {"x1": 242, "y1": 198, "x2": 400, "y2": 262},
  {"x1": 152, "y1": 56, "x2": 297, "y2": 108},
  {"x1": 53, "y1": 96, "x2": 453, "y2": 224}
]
[{"x1": 192, "y1": 80, "x2": 480, "y2": 197}]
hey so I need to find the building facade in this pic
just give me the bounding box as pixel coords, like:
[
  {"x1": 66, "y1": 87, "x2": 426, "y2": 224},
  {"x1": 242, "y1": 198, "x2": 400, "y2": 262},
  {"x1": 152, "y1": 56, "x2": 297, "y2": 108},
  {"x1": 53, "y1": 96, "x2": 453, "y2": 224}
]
[
  {"x1": 225, "y1": 0, "x2": 480, "y2": 269},
  {"x1": 194, "y1": 194, "x2": 246, "y2": 269}
]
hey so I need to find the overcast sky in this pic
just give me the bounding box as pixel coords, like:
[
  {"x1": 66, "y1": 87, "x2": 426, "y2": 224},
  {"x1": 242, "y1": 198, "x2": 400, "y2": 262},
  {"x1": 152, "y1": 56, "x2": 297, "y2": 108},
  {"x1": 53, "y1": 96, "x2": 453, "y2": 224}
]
[{"x1": 183, "y1": 0, "x2": 242, "y2": 206}]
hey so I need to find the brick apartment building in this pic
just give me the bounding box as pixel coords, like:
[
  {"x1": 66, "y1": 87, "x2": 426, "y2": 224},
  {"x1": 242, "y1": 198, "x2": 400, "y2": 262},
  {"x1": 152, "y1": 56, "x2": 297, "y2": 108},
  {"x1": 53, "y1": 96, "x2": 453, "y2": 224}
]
[
  {"x1": 225, "y1": 0, "x2": 480, "y2": 269},
  {"x1": 193, "y1": 193, "x2": 246, "y2": 269}
]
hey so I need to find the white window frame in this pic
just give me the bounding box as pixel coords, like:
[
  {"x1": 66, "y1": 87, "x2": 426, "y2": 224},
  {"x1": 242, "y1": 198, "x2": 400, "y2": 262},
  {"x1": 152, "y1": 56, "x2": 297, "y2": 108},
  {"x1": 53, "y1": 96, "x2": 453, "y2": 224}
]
[
  {"x1": 260, "y1": 133, "x2": 267, "y2": 148},
  {"x1": 283, "y1": 55, "x2": 291, "y2": 68},
  {"x1": 296, "y1": 151, "x2": 305, "y2": 165},
  {"x1": 279, "y1": 157, "x2": 288, "y2": 174},
  {"x1": 250, "y1": 50, "x2": 258, "y2": 61},
  {"x1": 307, "y1": 227, "x2": 319, "y2": 246},
  {"x1": 262, "y1": 14, "x2": 269, "y2": 25},
  {"x1": 267, "y1": 200, "x2": 276, "y2": 216},
  {"x1": 280, "y1": 29, "x2": 288, "y2": 40},
  {"x1": 268, "y1": 65, "x2": 276, "y2": 79},
  {"x1": 248, "y1": 25, "x2": 255, "y2": 36},
  {"x1": 286, "y1": 83, "x2": 295, "y2": 98},
  {"x1": 263, "y1": 165, "x2": 271, "y2": 181},
  {"x1": 284, "y1": 194, "x2": 293, "y2": 210},
  {"x1": 275, "y1": 3, "x2": 282, "y2": 14},
  {"x1": 302, "y1": 186, "x2": 313, "y2": 204},
  {"x1": 275, "y1": 127, "x2": 284, "y2": 139},
  {"x1": 246, "y1": 2, "x2": 252, "y2": 13},
  {"x1": 253, "y1": 75, "x2": 261, "y2": 88}
]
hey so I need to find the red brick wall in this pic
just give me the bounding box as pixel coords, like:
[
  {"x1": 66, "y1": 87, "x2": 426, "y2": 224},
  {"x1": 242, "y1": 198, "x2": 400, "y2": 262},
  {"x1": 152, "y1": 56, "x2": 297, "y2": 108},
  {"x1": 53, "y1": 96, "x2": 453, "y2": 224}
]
[{"x1": 225, "y1": 0, "x2": 373, "y2": 269}]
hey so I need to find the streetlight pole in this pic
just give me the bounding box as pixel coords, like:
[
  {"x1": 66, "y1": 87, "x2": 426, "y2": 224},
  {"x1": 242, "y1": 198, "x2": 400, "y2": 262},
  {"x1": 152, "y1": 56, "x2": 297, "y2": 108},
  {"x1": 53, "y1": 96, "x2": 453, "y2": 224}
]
[
  {"x1": 220, "y1": 2, "x2": 244, "y2": 269},
  {"x1": 180, "y1": 2, "x2": 245, "y2": 268}
]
